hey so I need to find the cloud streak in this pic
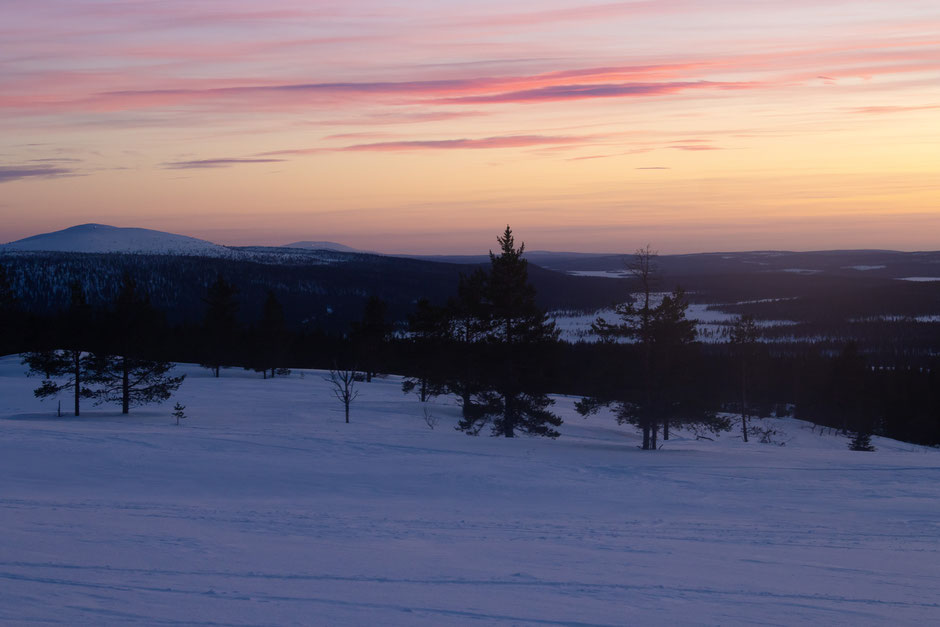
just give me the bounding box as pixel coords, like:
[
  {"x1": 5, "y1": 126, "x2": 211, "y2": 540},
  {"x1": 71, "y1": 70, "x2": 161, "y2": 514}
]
[
  {"x1": 340, "y1": 135, "x2": 587, "y2": 151},
  {"x1": 850, "y1": 104, "x2": 940, "y2": 115},
  {"x1": 0, "y1": 165, "x2": 75, "y2": 183},
  {"x1": 162, "y1": 158, "x2": 285, "y2": 169},
  {"x1": 261, "y1": 135, "x2": 592, "y2": 155},
  {"x1": 434, "y1": 81, "x2": 757, "y2": 105}
]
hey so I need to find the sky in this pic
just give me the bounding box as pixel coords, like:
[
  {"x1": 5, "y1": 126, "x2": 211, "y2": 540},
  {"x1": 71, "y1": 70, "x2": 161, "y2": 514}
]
[{"x1": 1, "y1": 0, "x2": 939, "y2": 254}]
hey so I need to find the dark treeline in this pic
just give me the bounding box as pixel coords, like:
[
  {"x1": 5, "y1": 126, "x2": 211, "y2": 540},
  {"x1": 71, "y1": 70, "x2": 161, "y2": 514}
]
[
  {"x1": 1, "y1": 236, "x2": 938, "y2": 446},
  {"x1": 0, "y1": 249, "x2": 625, "y2": 333}
]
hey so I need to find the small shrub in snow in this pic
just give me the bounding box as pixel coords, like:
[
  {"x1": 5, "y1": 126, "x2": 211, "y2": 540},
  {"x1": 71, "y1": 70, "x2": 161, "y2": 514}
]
[
  {"x1": 848, "y1": 431, "x2": 876, "y2": 452},
  {"x1": 172, "y1": 402, "x2": 186, "y2": 426},
  {"x1": 751, "y1": 423, "x2": 786, "y2": 446},
  {"x1": 422, "y1": 406, "x2": 439, "y2": 430}
]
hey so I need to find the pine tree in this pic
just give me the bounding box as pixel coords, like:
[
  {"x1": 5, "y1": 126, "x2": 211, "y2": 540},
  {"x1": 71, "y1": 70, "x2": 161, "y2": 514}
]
[
  {"x1": 401, "y1": 298, "x2": 448, "y2": 402},
  {"x1": 0, "y1": 264, "x2": 15, "y2": 316},
  {"x1": 253, "y1": 290, "x2": 289, "y2": 379},
  {"x1": 584, "y1": 248, "x2": 720, "y2": 449},
  {"x1": 0, "y1": 263, "x2": 19, "y2": 356},
  {"x1": 730, "y1": 314, "x2": 761, "y2": 442},
  {"x1": 445, "y1": 268, "x2": 491, "y2": 420},
  {"x1": 351, "y1": 295, "x2": 392, "y2": 382},
  {"x1": 201, "y1": 275, "x2": 240, "y2": 377},
  {"x1": 22, "y1": 282, "x2": 96, "y2": 416},
  {"x1": 648, "y1": 288, "x2": 698, "y2": 442},
  {"x1": 457, "y1": 226, "x2": 562, "y2": 438},
  {"x1": 830, "y1": 342, "x2": 869, "y2": 435},
  {"x1": 90, "y1": 274, "x2": 184, "y2": 414},
  {"x1": 592, "y1": 245, "x2": 659, "y2": 448}
]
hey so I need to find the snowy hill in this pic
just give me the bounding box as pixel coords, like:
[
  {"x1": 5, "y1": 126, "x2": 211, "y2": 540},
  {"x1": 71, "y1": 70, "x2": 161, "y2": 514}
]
[
  {"x1": 0, "y1": 223, "x2": 230, "y2": 256},
  {"x1": 282, "y1": 240, "x2": 361, "y2": 253},
  {"x1": 1, "y1": 355, "x2": 937, "y2": 625}
]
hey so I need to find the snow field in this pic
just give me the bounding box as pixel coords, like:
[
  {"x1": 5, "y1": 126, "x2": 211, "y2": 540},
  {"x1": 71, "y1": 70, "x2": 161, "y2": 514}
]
[
  {"x1": 552, "y1": 302, "x2": 797, "y2": 343},
  {"x1": 1, "y1": 355, "x2": 938, "y2": 625}
]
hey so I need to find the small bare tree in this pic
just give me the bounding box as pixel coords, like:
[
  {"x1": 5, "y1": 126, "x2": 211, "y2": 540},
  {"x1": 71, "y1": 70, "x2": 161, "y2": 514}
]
[
  {"x1": 326, "y1": 365, "x2": 359, "y2": 423},
  {"x1": 422, "y1": 406, "x2": 439, "y2": 430}
]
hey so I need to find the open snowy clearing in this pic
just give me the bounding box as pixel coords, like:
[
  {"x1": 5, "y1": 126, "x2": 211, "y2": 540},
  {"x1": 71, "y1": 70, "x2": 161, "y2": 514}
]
[
  {"x1": 1, "y1": 355, "x2": 938, "y2": 626},
  {"x1": 552, "y1": 303, "x2": 797, "y2": 343}
]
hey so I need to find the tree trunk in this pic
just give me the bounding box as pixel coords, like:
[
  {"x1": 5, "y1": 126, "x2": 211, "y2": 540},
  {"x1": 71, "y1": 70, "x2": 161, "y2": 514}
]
[
  {"x1": 214, "y1": 365, "x2": 220, "y2": 378},
  {"x1": 741, "y1": 360, "x2": 749, "y2": 442},
  {"x1": 650, "y1": 423, "x2": 659, "y2": 450},
  {"x1": 344, "y1": 401, "x2": 350, "y2": 424},
  {"x1": 122, "y1": 356, "x2": 130, "y2": 414},
  {"x1": 663, "y1": 418, "x2": 669, "y2": 441},
  {"x1": 73, "y1": 350, "x2": 81, "y2": 417},
  {"x1": 271, "y1": 368, "x2": 275, "y2": 379},
  {"x1": 461, "y1": 387, "x2": 473, "y2": 419},
  {"x1": 503, "y1": 393, "x2": 515, "y2": 437},
  {"x1": 642, "y1": 424, "x2": 651, "y2": 450}
]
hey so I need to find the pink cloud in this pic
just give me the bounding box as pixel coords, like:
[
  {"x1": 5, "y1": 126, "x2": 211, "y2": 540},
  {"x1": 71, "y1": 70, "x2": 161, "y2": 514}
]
[
  {"x1": 850, "y1": 104, "x2": 940, "y2": 114},
  {"x1": 669, "y1": 144, "x2": 721, "y2": 151},
  {"x1": 162, "y1": 157, "x2": 285, "y2": 169},
  {"x1": 256, "y1": 135, "x2": 591, "y2": 156},
  {"x1": 465, "y1": 1, "x2": 698, "y2": 28},
  {"x1": 341, "y1": 135, "x2": 589, "y2": 152},
  {"x1": 435, "y1": 81, "x2": 758, "y2": 105}
]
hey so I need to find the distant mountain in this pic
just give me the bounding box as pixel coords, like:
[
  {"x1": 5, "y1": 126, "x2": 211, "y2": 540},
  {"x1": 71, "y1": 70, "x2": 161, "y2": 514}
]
[
  {"x1": 282, "y1": 241, "x2": 361, "y2": 253},
  {"x1": 405, "y1": 250, "x2": 616, "y2": 266},
  {"x1": 1, "y1": 223, "x2": 230, "y2": 256}
]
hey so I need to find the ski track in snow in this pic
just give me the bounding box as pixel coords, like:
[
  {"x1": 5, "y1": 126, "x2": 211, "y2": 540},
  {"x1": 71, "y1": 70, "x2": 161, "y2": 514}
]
[{"x1": 1, "y1": 356, "x2": 938, "y2": 625}]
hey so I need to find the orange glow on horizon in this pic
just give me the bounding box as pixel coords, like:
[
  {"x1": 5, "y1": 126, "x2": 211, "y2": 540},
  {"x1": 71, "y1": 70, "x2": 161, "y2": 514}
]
[{"x1": 1, "y1": 1, "x2": 938, "y2": 253}]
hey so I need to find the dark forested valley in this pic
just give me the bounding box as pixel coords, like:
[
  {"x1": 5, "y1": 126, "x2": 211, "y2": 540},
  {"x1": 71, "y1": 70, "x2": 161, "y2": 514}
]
[{"x1": 1, "y1": 241, "x2": 938, "y2": 446}]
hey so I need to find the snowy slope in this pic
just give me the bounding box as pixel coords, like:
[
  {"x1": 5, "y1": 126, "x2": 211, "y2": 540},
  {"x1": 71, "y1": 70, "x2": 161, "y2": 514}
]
[
  {"x1": 0, "y1": 223, "x2": 231, "y2": 256},
  {"x1": 282, "y1": 240, "x2": 361, "y2": 253},
  {"x1": 0, "y1": 355, "x2": 938, "y2": 625}
]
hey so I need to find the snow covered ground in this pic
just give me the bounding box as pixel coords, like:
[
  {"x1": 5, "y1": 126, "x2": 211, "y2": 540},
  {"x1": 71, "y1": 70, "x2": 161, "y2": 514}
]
[
  {"x1": 552, "y1": 302, "x2": 797, "y2": 343},
  {"x1": 1, "y1": 355, "x2": 938, "y2": 626}
]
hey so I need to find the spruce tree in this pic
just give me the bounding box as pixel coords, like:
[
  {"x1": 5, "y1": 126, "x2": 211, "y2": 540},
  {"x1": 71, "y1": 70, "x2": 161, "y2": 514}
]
[
  {"x1": 457, "y1": 226, "x2": 562, "y2": 438},
  {"x1": 848, "y1": 431, "x2": 876, "y2": 452},
  {"x1": 201, "y1": 275, "x2": 240, "y2": 377},
  {"x1": 172, "y1": 402, "x2": 187, "y2": 426},
  {"x1": 487, "y1": 226, "x2": 557, "y2": 344},
  {"x1": 90, "y1": 274, "x2": 184, "y2": 414}
]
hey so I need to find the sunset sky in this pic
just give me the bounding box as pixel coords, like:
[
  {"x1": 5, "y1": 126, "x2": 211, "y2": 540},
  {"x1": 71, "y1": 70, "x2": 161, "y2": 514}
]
[{"x1": 1, "y1": 0, "x2": 938, "y2": 253}]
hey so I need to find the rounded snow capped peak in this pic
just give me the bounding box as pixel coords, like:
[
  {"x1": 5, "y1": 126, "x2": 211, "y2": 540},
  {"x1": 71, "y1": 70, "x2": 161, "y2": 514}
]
[{"x1": 1, "y1": 223, "x2": 229, "y2": 256}]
